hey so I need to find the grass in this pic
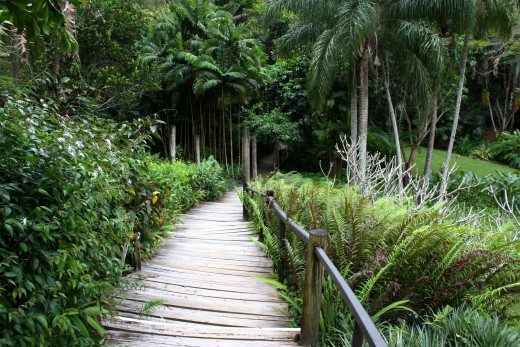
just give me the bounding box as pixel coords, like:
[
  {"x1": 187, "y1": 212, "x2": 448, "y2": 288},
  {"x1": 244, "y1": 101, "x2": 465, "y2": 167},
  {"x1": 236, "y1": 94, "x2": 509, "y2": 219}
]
[{"x1": 404, "y1": 146, "x2": 518, "y2": 177}]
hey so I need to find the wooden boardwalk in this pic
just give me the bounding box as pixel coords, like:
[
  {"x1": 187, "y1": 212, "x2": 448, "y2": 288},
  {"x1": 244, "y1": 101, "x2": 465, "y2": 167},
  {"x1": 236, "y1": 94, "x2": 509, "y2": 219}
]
[{"x1": 104, "y1": 190, "x2": 299, "y2": 346}]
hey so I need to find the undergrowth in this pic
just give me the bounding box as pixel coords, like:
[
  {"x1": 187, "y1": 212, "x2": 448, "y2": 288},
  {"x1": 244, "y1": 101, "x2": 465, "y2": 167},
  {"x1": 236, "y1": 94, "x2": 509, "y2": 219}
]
[{"x1": 244, "y1": 172, "x2": 520, "y2": 345}]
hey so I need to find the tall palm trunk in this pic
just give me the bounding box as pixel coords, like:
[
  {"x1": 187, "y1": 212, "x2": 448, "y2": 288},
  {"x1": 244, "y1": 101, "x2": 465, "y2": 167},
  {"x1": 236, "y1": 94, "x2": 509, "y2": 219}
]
[
  {"x1": 440, "y1": 28, "x2": 470, "y2": 197},
  {"x1": 350, "y1": 67, "x2": 358, "y2": 144},
  {"x1": 358, "y1": 50, "x2": 370, "y2": 190},
  {"x1": 424, "y1": 82, "x2": 439, "y2": 180},
  {"x1": 381, "y1": 60, "x2": 403, "y2": 201},
  {"x1": 350, "y1": 68, "x2": 358, "y2": 186}
]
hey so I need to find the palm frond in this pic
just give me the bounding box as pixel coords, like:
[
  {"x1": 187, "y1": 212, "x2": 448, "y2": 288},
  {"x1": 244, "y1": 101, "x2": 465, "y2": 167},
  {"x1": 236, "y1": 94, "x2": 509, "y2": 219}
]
[{"x1": 307, "y1": 29, "x2": 341, "y2": 112}]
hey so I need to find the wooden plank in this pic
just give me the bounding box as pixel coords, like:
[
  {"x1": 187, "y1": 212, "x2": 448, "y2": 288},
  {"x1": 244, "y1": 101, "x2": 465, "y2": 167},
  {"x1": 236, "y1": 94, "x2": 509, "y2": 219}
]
[
  {"x1": 126, "y1": 275, "x2": 279, "y2": 297},
  {"x1": 115, "y1": 301, "x2": 290, "y2": 327},
  {"x1": 106, "y1": 330, "x2": 299, "y2": 346},
  {"x1": 171, "y1": 234, "x2": 254, "y2": 242},
  {"x1": 150, "y1": 248, "x2": 273, "y2": 265},
  {"x1": 118, "y1": 288, "x2": 288, "y2": 316},
  {"x1": 104, "y1": 316, "x2": 299, "y2": 340},
  {"x1": 140, "y1": 261, "x2": 271, "y2": 277},
  {"x1": 122, "y1": 280, "x2": 284, "y2": 302},
  {"x1": 137, "y1": 264, "x2": 273, "y2": 282},
  {"x1": 148, "y1": 257, "x2": 273, "y2": 272},
  {"x1": 149, "y1": 252, "x2": 273, "y2": 268},
  {"x1": 131, "y1": 267, "x2": 276, "y2": 290}
]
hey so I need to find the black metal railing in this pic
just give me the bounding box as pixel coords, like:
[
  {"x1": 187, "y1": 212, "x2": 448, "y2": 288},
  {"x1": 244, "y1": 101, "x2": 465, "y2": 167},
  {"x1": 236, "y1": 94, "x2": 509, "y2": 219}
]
[{"x1": 243, "y1": 186, "x2": 387, "y2": 347}]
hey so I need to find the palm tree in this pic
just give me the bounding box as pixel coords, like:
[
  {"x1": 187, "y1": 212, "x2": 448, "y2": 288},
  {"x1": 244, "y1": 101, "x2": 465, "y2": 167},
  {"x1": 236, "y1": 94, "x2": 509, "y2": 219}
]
[
  {"x1": 266, "y1": 0, "x2": 444, "y2": 194},
  {"x1": 265, "y1": 0, "x2": 378, "y2": 185},
  {"x1": 386, "y1": 0, "x2": 514, "y2": 196}
]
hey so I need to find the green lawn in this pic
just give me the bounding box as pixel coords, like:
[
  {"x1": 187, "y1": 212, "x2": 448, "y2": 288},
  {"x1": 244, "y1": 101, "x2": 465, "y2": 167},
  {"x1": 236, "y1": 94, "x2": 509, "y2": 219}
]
[{"x1": 404, "y1": 146, "x2": 519, "y2": 177}]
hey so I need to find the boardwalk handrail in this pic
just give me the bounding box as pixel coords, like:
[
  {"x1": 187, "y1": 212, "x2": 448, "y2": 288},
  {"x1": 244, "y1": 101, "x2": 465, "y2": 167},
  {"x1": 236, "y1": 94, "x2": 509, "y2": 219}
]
[{"x1": 243, "y1": 186, "x2": 387, "y2": 347}]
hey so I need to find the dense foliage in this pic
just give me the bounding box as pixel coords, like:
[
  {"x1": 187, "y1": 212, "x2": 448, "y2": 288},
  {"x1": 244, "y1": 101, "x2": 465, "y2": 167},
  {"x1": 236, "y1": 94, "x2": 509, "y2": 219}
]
[
  {"x1": 0, "y1": 93, "x2": 226, "y2": 345},
  {"x1": 245, "y1": 172, "x2": 520, "y2": 344}
]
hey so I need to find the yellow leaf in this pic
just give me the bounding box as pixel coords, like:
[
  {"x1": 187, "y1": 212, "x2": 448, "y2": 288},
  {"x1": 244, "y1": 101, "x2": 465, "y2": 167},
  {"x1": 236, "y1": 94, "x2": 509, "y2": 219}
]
[
  {"x1": 153, "y1": 191, "x2": 161, "y2": 195},
  {"x1": 152, "y1": 195, "x2": 158, "y2": 204}
]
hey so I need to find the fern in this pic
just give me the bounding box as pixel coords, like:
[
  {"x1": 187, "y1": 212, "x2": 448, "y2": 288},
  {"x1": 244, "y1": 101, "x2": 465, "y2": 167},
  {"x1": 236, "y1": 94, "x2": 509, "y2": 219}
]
[{"x1": 138, "y1": 299, "x2": 168, "y2": 318}]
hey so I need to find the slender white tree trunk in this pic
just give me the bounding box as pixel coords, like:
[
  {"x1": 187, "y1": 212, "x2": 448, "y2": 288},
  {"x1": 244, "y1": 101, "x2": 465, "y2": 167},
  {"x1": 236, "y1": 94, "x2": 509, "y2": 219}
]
[
  {"x1": 350, "y1": 67, "x2": 358, "y2": 186},
  {"x1": 350, "y1": 67, "x2": 358, "y2": 144},
  {"x1": 358, "y1": 51, "x2": 369, "y2": 190},
  {"x1": 381, "y1": 60, "x2": 403, "y2": 201},
  {"x1": 440, "y1": 28, "x2": 470, "y2": 197},
  {"x1": 424, "y1": 83, "x2": 438, "y2": 180}
]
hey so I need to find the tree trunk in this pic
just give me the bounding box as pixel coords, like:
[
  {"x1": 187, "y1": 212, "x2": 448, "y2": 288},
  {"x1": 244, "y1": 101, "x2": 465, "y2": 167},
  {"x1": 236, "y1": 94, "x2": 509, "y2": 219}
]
[
  {"x1": 53, "y1": 32, "x2": 62, "y2": 77},
  {"x1": 350, "y1": 67, "x2": 358, "y2": 186},
  {"x1": 358, "y1": 50, "x2": 370, "y2": 190},
  {"x1": 12, "y1": 36, "x2": 20, "y2": 85},
  {"x1": 350, "y1": 67, "x2": 358, "y2": 144},
  {"x1": 381, "y1": 60, "x2": 403, "y2": 201},
  {"x1": 440, "y1": 27, "x2": 470, "y2": 197},
  {"x1": 423, "y1": 83, "x2": 439, "y2": 180}
]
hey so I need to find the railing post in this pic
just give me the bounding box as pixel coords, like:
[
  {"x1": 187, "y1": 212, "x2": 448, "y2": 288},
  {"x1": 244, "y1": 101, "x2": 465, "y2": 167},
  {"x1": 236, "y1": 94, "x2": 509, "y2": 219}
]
[
  {"x1": 278, "y1": 218, "x2": 286, "y2": 282},
  {"x1": 352, "y1": 321, "x2": 364, "y2": 347},
  {"x1": 262, "y1": 190, "x2": 275, "y2": 243},
  {"x1": 134, "y1": 227, "x2": 142, "y2": 271},
  {"x1": 249, "y1": 189, "x2": 254, "y2": 223},
  {"x1": 300, "y1": 229, "x2": 328, "y2": 347},
  {"x1": 242, "y1": 127, "x2": 250, "y2": 221}
]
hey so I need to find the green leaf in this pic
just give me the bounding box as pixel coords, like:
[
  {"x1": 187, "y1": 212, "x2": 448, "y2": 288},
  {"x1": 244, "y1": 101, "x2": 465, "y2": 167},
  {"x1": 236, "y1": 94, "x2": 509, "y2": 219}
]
[
  {"x1": 371, "y1": 300, "x2": 414, "y2": 322},
  {"x1": 251, "y1": 276, "x2": 287, "y2": 291},
  {"x1": 35, "y1": 315, "x2": 48, "y2": 330},
  {"x1": 85, "y1": 316, "x2": 105, "y2": 335}
]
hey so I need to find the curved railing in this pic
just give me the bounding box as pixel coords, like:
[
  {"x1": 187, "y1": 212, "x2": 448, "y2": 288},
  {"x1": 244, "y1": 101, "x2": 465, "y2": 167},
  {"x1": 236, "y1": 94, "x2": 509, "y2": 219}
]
[{"x1": 243, "y1": 186, "x2": 387, "y2": 347}]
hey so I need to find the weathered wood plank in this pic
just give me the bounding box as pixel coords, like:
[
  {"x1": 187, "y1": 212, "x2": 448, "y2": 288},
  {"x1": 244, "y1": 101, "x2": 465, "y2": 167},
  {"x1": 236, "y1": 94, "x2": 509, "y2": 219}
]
[
  {"x1": 104, "y1": 317, "x2": 299, "y2": 340},
  {"x1": 117, "y1": 289, "x2": 288, "y2": 317},
  {"x1": 115, "y1": 301, "x2": 289, "y2": 327},
  {"x1": 150, "y1": 248, "x2": 272, "y2": 264},
  {"x1": 124, "y1": 279, "x2": 284, "y2": 302},
  {"x1": 126, "y1": 275, "x2": 279, "y2": 297},
  {"x1": 106, "y1": 330, "x2": 299, "y2": 346}
]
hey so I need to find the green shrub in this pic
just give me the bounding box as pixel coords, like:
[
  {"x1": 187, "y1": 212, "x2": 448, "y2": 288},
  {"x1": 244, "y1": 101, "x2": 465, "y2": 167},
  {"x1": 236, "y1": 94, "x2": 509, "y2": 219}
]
[
  {"x1": 454, "y1": 135, "x2": 475, "y2": 156},
  {"x1": 470, "y1": 142, "x2": 493, "y2": 161},
  {"x1": 367, "y1": 132, "x2": 392, "y2": 156},
  {"x1": 430, "y1": 170, "x2": 520, "y2": 210},
  {"x1": 491, "y1": 130, "x2": 520, "y2": 169}
]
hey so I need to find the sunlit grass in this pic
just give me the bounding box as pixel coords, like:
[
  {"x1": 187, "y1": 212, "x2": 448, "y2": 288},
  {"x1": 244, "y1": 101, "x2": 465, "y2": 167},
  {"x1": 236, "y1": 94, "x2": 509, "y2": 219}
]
[{"x1": 404, "y1": 146, "x2": 518, "y2": 177}]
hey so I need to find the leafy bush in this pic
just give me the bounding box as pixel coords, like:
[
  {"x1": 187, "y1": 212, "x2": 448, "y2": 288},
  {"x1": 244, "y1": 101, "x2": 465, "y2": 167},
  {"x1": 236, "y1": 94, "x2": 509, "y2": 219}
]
[
  {"x1": 430, "y1": 170, "x2": 520, "y2": 210},
  {"x1": 491, "y1": 130, "x2": 520, "y2": 169},
  {"x1": 367, "y1": 132, "x2": 392, "y2": 156},
  {"x1": 470, "y1": 142, "x2": 493, "y2": 161},
  {"x1": 243, "y1": 104, "x2": 303, "y2": 147},
  {"x1": 454, "y1": 135, "x2": 475, "y2": 156},
  {"x1": 0, "y1": 92, "x2": 227, "y2": 345}
]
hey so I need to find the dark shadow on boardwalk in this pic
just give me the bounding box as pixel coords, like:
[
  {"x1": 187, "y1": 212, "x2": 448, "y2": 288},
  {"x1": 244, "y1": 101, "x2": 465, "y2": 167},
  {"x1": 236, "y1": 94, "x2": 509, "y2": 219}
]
[{"x1": 103, "y1": 190, "x2": 299, "y2": 346}]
